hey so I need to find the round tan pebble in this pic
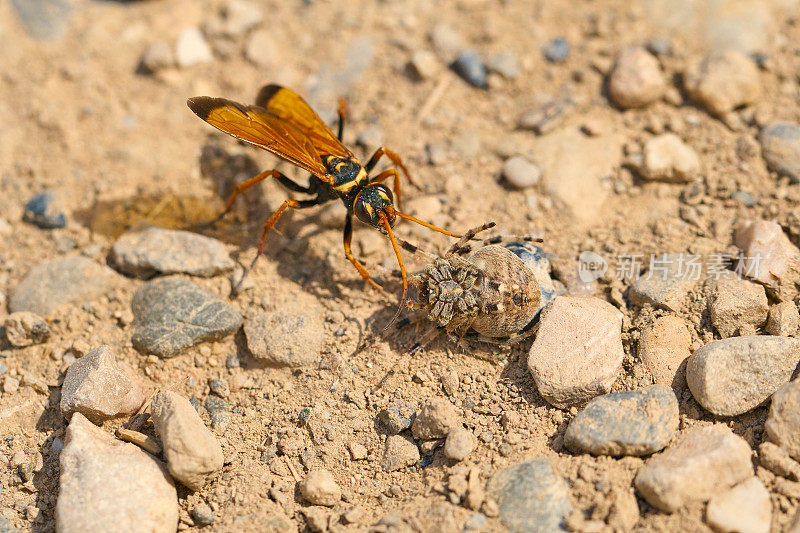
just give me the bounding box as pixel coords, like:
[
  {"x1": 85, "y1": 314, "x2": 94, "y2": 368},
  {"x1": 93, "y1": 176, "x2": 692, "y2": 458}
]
[
  {"x1": 300, "y1": 469, "x2": 341, "y2": 507},
  {"x1": 444, "y1": 427, "x2": 476, "y2": 461}
]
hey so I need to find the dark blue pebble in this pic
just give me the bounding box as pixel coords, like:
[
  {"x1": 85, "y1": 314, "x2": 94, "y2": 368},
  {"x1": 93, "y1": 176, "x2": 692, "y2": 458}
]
[
  {"x1": 543, "y1": 38, "x2": 570, "y2": 63},
  {"x1": 418, "y1": 455, "x2": 434, "y2": 467},
  {"x1": 225, "y1": 353, "x2": 241, "y2": 368},
  {"x1": 451, "y1": 50, "x2": 488, "y2": 89},
  {"x1": 189, "y1": 397, "x2": 201, "y2": 410},
  {"x1": 298, "y1": 407, "x2": 311, "y2": 424},
  {"x1": 24, "y1": 192, "x2": 66, "y2": 229}
]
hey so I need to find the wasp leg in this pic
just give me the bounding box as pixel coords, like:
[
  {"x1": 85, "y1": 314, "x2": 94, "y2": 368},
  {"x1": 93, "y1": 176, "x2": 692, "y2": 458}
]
[
  {"x1": 365, "y1": 147, "x2": 417, "y2": 203},
  {"x1": 343, "y1": 212, "x2": 383, "y2": 291},
  {"x1": 209, "y1": 169, "x2": 312, "y2": 227},
  {"x1": 445, "y1": 221, "x2": 497, "y2": 256},
  {"x1": 368, "y1": 168, "x2": 408, "y2": 211},
  {"x1": 232, "y1": 197, "x2": 320, "y2": 294}
]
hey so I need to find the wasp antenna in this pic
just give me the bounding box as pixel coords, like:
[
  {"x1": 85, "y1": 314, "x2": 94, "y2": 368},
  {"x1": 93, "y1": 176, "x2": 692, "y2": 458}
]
[
  {"x1": 380, "y1": 214, "x2": 408, "y2": 330},
  {"x1": 393, "y1": 209, "x2": 462, "y2": 238}
]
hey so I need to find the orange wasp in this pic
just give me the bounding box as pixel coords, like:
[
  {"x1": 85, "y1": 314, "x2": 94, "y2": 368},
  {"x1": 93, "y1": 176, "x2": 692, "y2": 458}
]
[{"x1": 187, "y1": 84, "x2": 461, "y2": 307}]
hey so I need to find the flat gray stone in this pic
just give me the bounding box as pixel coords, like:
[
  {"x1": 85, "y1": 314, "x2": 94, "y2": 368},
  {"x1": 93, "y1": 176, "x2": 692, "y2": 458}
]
[
  {"x1": 487, "y1": 459, "x2": 572, "y2": 533},
  {"x1": 634, "y1": 424, "x2": 753, "y2": 512},
  {"x1": 687, "y1": 336, "x2": 800, "y2": 416},
  {"x1": 9, "y1": 257, "x2": 115, "y2": 316},
  {"x1": 131, "y1": 277, "x2": 242, "y2": 357},
  {"x1": 110, "y1": 227, "x2": 234, "y2": 278},
  {"x1": 56, "y1": 413, "x2": 178, "y2": 533},
  {"x1": 564, "y1": 385, "x2": 679, "y2": 456}
]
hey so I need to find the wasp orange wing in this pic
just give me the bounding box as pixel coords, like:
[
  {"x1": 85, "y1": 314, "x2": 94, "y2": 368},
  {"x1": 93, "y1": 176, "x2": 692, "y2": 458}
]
[
  {"x1": 255, "y1": 84, "x2": 353, "y2": 160},
  {"x1": 187, "y1": 96, "x2": 332, "y2": 182}
]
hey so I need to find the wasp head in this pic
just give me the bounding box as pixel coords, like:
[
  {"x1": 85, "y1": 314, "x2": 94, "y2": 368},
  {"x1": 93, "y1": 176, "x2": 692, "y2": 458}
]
[{"x1": 354, "y1": 183, "x2": 396, "y2": 228}]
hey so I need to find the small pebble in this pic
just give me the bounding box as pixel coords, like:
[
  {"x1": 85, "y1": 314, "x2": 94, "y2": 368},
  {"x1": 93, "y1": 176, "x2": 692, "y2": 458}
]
[
  {"x1": 528, "y1": 296, "x2": 624, "y2": 408},
  {"x1": 23, "y1": 192, "x2": 65, "y2": 229},
  {"x1": 381, "y1": 435, "x2": 420, "y2": 472},
  {"x1": 759, "y1": 441, "x2": 800, "y2": 480},
  {"x1": 225, "y1": 353, "x2": 241, "y2": 369},
  {"x1": 3, "y1": 312, "x2": 50, "y2": 347},
  {"x1": 607, "y1": 47, "x2": 665, "y2": 109},
  {"x1": 543, "y1": 38, "x2": 570, "y2": 63},
  {"x1": 175, "y1": 27, "x2": 213, "y2": 67},
  {"x1": 300, "y1": 469, "x2": 341, "y2": 506},
  {"x1": 110, "y1": 227, "x2": 234, "y2": 278},
  {"x1": 766, "y1": 301, "x2": 800, "y2": 336},
  {"x1": 411, "y1": 398, "x2": 461, "y2": 440},
  {"x1": 429, "y1": 23, "x2": 463, "y2": 61},
  {"x1": 348, "y1": 441, "x2": 368, "y2": 461},
  {"x1": 687, "y1": 335, "x2": 800, "y2": 416},
  {"x1": 218, "y1": 0, "x2": 262, "y2": 35},
  {"x1": 564, "y1": 385, "x2": 679, "y2": 456},
  {"x1": 190, "y1": 503, "x2": 215, "y2": 527},
  {"x1": 707, "y1": 278, "x2": 768, "y2": 337},
  {"x1": 735, "y1": 219, "x2": 800, "y2": 301},
  {"x1": 634, "y1": 424, "x2": 752, "y2": 512},
  {"x1": 628, "y1": 253, "x2": 698, "y2": 311},
  {"x1": 488, "y1": 459, "x2": 572, "y2": 533},
  {"x1": 379, "y1": 401, "x2": 416, "y2": 434},
  {"x1": 638, "y1": 315, "x2": 692, "y2": 389},
  {"x1": 639, "y1": 134, "x2": 701, "y2": 183},
  {"x1": 408, "y1": 49, "x2": 439, "y2": 80},
  {"x1": 208, "y1": 378, "x2": 229, "y2": 398},
  {"x1": 152, "y1": 391, "x2": 224, "y2": 491},
  {"x1": 244, "y1": 29, "x2": 276, "y2": 68},
  {"x1": 517, "y1": 96, "x2": 573, "y2": 134},
  {"x1": 60, "y1": 345, "x2": 148, "y2": 423},
  {"x1": 203, "y1": 395, "x2": 229, "y2": 430},
  {"x1": 759, "y1": 122, "x2": 800, "y2": 183},
  {"x1": 645, "y1": 37, "x2": 672, "y2": 57},
  {"x1": 502, "y1": 156, "x2": 541, "y2": 189},
  {"x1": 139, "y1": 42, "x2": 174, "y2": 73},
  {"x1": 451, "y1": 49, "x2": 487, "y2": 89},
  {"x1": 731, "y1": 190, "x2": 756, "y2": 206},
  {"x1": 3, "y1": 376, "x2": 20, "y2": 394},
  {"x1": 485, "y1": 52, "x2": 520, "y2": 79},
  {"x1": 706, "y1": 478, "x2": 771, "y2": 533},
  {"x1": 766, "y1": 380, "x2": 800, "y2": 461},
  {"x1": 244, "y1": 301, "x2": 324, "y2": 367},
  {"x1": 444, "y1": 427, "x2": 476, "y2": 461},
  {"x1": 684, "y1": 51, "x2": 761, "y2": 116}
]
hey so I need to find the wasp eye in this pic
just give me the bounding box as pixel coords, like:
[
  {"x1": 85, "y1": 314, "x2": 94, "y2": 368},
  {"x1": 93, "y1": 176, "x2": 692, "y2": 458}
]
[{"x1": 354, "y1": 198, "x2": 375, "y2": 224}]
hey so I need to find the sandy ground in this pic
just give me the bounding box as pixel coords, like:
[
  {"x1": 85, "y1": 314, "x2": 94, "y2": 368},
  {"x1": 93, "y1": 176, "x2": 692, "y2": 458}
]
[{"x1": 2, "y1": 0, "x2": 800, "y2": 531}]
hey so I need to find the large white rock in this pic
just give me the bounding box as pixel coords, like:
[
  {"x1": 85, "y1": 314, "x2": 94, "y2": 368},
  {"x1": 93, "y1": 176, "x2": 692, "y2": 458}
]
[
  {"x1": 56, "y1": 413, "x2": 178, "y2": 533},
  {"x1": 528, "y1": 296, "x2": 624, "y2": 408}
]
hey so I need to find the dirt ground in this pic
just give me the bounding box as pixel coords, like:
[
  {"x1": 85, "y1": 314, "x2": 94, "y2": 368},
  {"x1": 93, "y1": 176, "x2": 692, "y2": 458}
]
[{"x1": 2, "y1": 0, "x2": 800, "y2": 531}]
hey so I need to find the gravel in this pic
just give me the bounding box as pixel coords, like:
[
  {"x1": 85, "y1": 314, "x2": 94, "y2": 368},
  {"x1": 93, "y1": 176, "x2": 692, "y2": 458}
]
[
  {"x1": 706, "y1": 478, "x2": 771, "y2": 533},
  {"x1": 639, "y1": 134, "x2": 702, "y2": 183},
  {"x1": 23, "y1": 192, "x2": 65, "y2": 229},
  {"x1": 56, "y1": 413, "x2": 178, "y2": 532},
  {"x1": 110, "y1": 227, "x2": 234, "y2": 278},
  {"x1": 444, "y1": 427, "x2": 477, "y2": 461},
  {"x1": 528, "y1": 296, "x2": 624, "y2": 408},
  {"x1": 766, "y1": 301, "x2": 800, "y2": 336},
  {"x1": 734, "y1": 219, "x2": 800, "y2": 302},
  {"x1": 684, "y1": 50, "x2": 761, "y2": 116},
  {"x1": 131, "y1": 277, "x2": 242, "y2": 357},
  {"x1": 759, "y1": 122, "x2": 800, "y2": 183},
  {"x1": 300, "y1": 469, "x2": 341, "y2": 507},
  {"x1": 607, "y1": 47, "x2": 665, "y2": 109},
  {"x1": 687, "y1": 336, "x2": 800, "y2": 416},
  {"x1": 502, "y1": 156, "x2": 541, "y2": 189},
  {"x1": 379, "y1": 401, "x2": 417, "y2": 434},
  {"x1": 3, "y1": 311, "x2": 50, "y2": 347},
  {"x1": 411, "y1": 398, "x2": 461, "y2": 440},
  {"x1": 151, "y1": 391, "x2": 224, "y2": 491},
  {"x1": 543, "y1": 38, "x2": 570, "y2": 63},
  {"x1": 485, "y1": 52, "x2": 520, "y2": 79},
  {"x1": 175, "y1": 27, "x2": 212, "y2": 67},
  {"x1": 637, "y1": 315, "x2": 692, "y2": 389},
  {"x1": 60, "y1": 345, "x2": 148, "y2": 423},
  {"x1": 381, "y1": 435, "x2": 420, "y2": 472},
  {"x1": 450, "y1": 50, "x2": 487, "y2": 89},
  {"x1": 564, "y1": 385, "x2": 679, "y2": 456},
  {"x1": 765, "y1": 380, "x2": 800, "y2": 461},
  {"x1": 9, "y1": 257, "x2": 115, "y2": 316},
  {"x1": 707, "y1": 278, "x2": 768, "y2": 337},
  {"x1": 634, "y1": 424, "x2": 753, "y2": 512},
  {"x1": 627, "y1": 253, "x2": 699, "y2": 312},
  {"x1": 487, "y1": 459, "x2": 572, "y2": 532},
  {"x1": 244, "y1": 304, "x2": 324, "y2": 367}
]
